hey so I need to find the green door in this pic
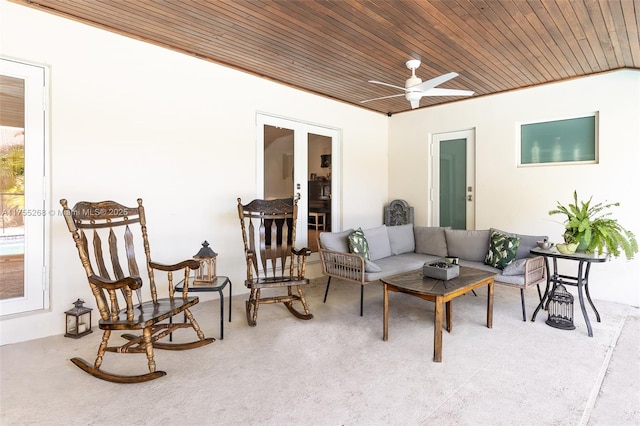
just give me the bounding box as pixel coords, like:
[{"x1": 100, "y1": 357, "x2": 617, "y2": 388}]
[{"x1": 432, "y1": 129, "x2": 475, "y2": 230}]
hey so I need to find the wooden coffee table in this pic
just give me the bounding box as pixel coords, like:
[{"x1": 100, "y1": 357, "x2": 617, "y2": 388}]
[{"x1": 382, "y1": 266, "x2": 496, "y2": 362}]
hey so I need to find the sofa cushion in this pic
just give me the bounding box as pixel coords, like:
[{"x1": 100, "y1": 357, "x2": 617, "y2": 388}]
[
  {"x1": 415, "y1": 226, "x2": 448, "y2": 257},
  {"x1": 319, "y1": 228, "x2": 353, "y2": 253},
  {"x1": 387, "y1": 224, "x2": 415, "y2": 255},
  {"x1": 363, "y1": 225, "x2": 392, "y2": 261},
  {"x1": 445, "y1": 229, "x2": 490, "y2": 262},
  {"x1": 491, "y1": 228, "x2": 548, "y2": 260},
  {"x1": 348, "y1": 228, "x2": 370, "y2": 260},
  {"x1": 363, "y1": 253, "x2": 440, "y2": 281},
  {"x1": 484, "y1": 230, "x2": 520, "y2": 269}
]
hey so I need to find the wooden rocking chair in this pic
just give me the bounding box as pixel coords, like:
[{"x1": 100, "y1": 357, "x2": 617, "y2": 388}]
[
  {"x1": 237, "y1": 197, "x2": 313, "y2": 326},
  {"x1": 60, "y1": 198, "x2": 214, "y2": 383}
]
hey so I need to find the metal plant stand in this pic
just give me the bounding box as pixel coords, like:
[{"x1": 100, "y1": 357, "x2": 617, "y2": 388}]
[{"x1": 530, "y1": 248, "x2": 607, "y2": 337}]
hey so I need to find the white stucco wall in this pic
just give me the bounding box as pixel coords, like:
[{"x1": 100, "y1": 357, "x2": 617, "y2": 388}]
[
  {"x1": 0, "y1": 0, "x2": 388, "y2": 344},
  {"x1": 388, "y1": 70, "x2": 640, "y2": 307},
  {"x1": 1, "y1": 0, "x2": 638, "y2": 345}
]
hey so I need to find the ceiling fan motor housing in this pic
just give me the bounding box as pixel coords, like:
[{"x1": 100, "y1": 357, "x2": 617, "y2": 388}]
[
  {"x1": 405, "y1": 91, "x2": 421, "y2": 102},
  {"x1": 405, "y1": 75, "x2": 422, "y2": 88}
]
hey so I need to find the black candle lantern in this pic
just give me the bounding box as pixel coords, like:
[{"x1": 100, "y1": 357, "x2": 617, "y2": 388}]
[
  {"x1": 194, "y1": 241, "x2": 217, "y2": 284},
  {"x1": 546, "y1": 283, "x2": 576, "y2": 330},
  {"x1": 64, "y1": 298, "x2": 93, "y2": 338}
]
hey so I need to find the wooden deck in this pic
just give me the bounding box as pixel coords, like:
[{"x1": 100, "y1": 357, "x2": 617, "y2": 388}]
[{"x1": 0, "y1": 254, "x2": 24, "y2": 299}]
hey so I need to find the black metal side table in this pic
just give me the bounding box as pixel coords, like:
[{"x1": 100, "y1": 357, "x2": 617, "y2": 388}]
[
  {"x1": 174, "y1": 276, "x2": 232, "y2": 339},
  {"x1": 530, "y1": 248, "x2": 607, "y2": 337}
]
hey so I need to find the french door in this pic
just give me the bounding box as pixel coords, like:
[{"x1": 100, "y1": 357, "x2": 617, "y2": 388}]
[
  {"x1": 256, "y1": 113, "x2": 340, "y2": 250},
  {"x1": 0, "y1": 58, "x2": 49, "y2": 315},
  {"x1": 431, "y1": 129, "x2": 475, "y2": 229}
]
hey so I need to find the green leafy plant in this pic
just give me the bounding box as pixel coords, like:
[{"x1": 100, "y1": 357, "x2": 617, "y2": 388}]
[{"x1": 549, "y1": 191, "x2": 638, "y2": 260}]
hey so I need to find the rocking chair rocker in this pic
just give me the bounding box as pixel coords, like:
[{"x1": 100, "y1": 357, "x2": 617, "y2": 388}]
[
  {"x1": 237, "y1": 197, "x2": 313, "y2": 326},
  {"x1": 60, "y1": 198, "x2": 214, "y2": 383}
]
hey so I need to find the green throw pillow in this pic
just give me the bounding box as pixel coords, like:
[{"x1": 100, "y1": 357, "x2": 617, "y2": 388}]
[
  {"x1": 348, "y1": 228, "x2": 370, "y2": 260},
  {"x1": 484, "y1": 231, "x2": 520, "y2": 270}
]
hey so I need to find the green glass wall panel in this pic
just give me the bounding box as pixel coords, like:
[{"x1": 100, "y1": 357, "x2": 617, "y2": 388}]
[
  {"x1": 520, "y1": 115, "x2": 596, "y2": 165},
  {"x1": 439, "y1": 138, "x2": 466, "y2": 230}
]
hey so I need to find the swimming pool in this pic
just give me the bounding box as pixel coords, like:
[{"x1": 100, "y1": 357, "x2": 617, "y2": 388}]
[{"x1": 0, "y1": 235, "x2": 24, "y2": 256}]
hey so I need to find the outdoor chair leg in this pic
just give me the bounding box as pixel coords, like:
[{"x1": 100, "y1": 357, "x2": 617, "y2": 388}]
[
  {"x1": 520, "y1": 288, "x2": 526, "y2": 322},
  {"x1": 360, "y1": 285, "x2": 364, "y2": 316},
  {"x1": 323, "y1": 276, "x2": 332, "y2": 303},
  {"x1": 536, "y1": 283, "x2": 543, "y2": 302}
]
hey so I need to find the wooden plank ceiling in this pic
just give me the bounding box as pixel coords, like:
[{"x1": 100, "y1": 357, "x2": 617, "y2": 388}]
[{"x1": 13, "y1": 0, "x2": 640, "y2": 115}]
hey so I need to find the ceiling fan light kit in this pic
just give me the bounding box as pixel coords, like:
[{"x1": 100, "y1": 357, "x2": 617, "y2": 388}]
[{"x1": 361, "y1": 58, "x2": 474, "y2": 110}]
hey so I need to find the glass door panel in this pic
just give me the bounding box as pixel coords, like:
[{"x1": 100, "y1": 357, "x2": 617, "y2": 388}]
[
  {"x1": 439, "y1": 138, "x2": 466, "y2": 229},
  {"x1": 260, "y1": 119, "x2": 308, "y2": 249},
  {"x1": 1, "y1": 76, "x2": 26, "y2": 301},
  {"x1": 307, "y1": 133, "x2": 331, "y2": 252},
  {"x1": 263, "y1": 125, "x2": 294, "y2": 200}
]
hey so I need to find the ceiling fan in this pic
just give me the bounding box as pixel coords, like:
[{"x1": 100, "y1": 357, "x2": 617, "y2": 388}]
[{"x1": 361, "y1": 59, "x2": 474, "y2": 109}]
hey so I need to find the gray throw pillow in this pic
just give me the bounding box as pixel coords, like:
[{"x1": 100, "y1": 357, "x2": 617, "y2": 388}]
[
  {"x1": 503, "y1": 258, "x2": 527, "y2": 276},
  {"x1": 444, "y1": 229, "x2": 490, "y2": 262},
  {"x1": 387, "y1": 224, "x2": 415, "y2": 255},
  {"x1": 363, "y1": 225, "x2": 392, "y2": 261},
  {"x1": 319, "y1": 228, "x2": 354, "y2": 253},
  {"x1": 414, "y1": 226, "x2": 448, "y2": 257}
]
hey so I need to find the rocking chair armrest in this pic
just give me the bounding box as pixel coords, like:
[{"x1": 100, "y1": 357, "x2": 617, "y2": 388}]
[
  {"x1": 149, "y1": 259, "x2": 201, "y2": 272},
  {"x1": 292, "y1": 247, "x2": 312, "y2": 257},
  {"x1": 88, "y1": 274, "x2": 143, "y2": 291}
]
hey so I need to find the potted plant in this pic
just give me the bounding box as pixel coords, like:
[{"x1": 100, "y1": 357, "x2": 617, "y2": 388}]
[{"x1": 549, "y1": 191, "x2": 638, "y2": 260}]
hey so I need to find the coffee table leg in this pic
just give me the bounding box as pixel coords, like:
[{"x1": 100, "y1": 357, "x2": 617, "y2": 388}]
[
  {"x1": 434, "y1": 297, "x2": 443, "y2": 362},
  {"x1": 445, "y1": 301, "x2": 452, "y2": 333},
  {"x1": 383, "y1": 283, "x2": 389, "y2": 341},
  {"x1": 487, "y1": 280, "x2": 494, "y2": 328}
]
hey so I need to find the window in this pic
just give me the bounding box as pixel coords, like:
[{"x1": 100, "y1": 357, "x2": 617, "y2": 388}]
[
  {"x1": 519, "y1": 113, "x2": 598, "y2": 166},
  {"x1": 0, "y1": 58, "x2": 49, "y2": 315}
]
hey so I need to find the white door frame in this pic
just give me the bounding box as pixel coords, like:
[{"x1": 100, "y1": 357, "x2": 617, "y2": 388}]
[
  {"x1": 0, "y1": 57, "x2": 50, "y2": 315},
  {"x1": 430, "y1": 129, "x2": 476, "y2": 229},
  {"x1": 256, "y1": 113, "x2": 341, "y2": 248}
]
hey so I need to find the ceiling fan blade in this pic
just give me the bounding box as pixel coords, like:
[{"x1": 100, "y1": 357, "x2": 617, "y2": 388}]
[
  {"x1": 411, "y1": 72, "x2": 459, "y2": 92},
  {"x1": 422, "y1": 88, "x2": 475, "y2": 97},
  {"x1": 368, "y1": 80, "x2": 407, "y2": 92},
  {"x1": 360, "y1": 93, "x2": 405, "y2": 104}
]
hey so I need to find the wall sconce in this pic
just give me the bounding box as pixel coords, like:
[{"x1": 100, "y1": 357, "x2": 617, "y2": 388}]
[
  {"x1": 194, "y1": 241, "x2": 217, "y2": 284},
  {"x1": 64, "y1": 298, "x2": 93, "y2": 338}
]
